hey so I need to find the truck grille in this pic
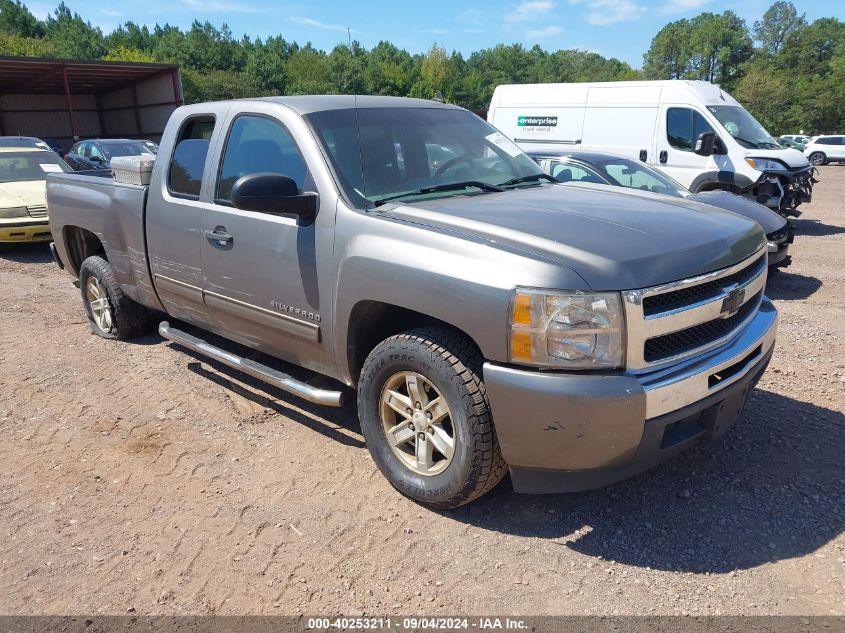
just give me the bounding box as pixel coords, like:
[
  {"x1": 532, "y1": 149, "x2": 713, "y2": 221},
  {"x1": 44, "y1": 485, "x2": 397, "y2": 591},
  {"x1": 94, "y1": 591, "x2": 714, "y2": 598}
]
[
  {"x1": 644, "y1": 290, "x2": 762, "y2": 362},
  {"x1": 642, "y1": 255, "x2": 766, "y2": 316},
  {"x1": 27, "y1": 204, "x2": 48, "y2": 218},
  {"x1": 623, "y1": 247, "x2": 768, "y2": 371}
]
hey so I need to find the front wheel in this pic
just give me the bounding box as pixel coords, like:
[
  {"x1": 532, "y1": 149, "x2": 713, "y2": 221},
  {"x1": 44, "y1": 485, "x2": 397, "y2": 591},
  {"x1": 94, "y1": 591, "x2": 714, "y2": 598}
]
[
  {"x1": 357, "y1": 328, "x2": 507, "y2": 509},
  {"x1": 809, "y1": 151, "x2": 827, "y2": 166}
]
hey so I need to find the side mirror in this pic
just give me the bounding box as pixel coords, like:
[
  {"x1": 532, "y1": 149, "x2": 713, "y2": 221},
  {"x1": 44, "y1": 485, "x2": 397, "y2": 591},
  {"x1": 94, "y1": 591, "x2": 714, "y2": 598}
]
[
  {"x1": 230, "y1": 173, "x2": 318, "y2": 221},
  {"x1": 90, "y1": 155, "x2": 103, "y2": 163},
  {"x1": 694, "y1": 132, "x2": 718, "y2": 157}
]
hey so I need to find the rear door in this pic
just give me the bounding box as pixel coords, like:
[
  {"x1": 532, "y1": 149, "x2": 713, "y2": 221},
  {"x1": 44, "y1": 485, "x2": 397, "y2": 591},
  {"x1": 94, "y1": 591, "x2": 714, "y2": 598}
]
[
  {"x1": 200, "y1": 105, "x2": 325, "y2": 366},
  {"x1": 146, "y1": 112, "x2": 222, "y2": 329},
  {"x1": 827, "y1": 136, "x2": 845, "y2": 160}
]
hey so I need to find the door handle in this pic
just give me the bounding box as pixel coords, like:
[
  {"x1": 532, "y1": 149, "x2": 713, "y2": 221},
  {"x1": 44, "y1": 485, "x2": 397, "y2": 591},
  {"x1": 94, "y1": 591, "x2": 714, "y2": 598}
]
[
  {"x1": 659, "y1": 150, "x2": 668, "y2": 164},
  {"x1": 639, "y1": 149, "x2": 648, "y2": 162},
  {"x1": 205, "y1": 228, "x2": 233, "y2": 248}
]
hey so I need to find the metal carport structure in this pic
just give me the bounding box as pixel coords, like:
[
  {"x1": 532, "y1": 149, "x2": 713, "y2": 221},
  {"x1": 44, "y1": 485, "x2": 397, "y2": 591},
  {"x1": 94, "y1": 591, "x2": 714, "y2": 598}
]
[{"x1": 0, "y1": 56, "x2": 183, "y2": 152}]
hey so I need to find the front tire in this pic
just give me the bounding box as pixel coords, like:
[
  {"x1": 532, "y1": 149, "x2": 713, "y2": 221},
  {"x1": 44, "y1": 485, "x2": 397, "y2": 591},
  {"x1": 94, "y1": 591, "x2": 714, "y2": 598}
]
[
  {"x1": 357, "y1": 328, "x2": 507, "y2": 509},
  {"x1": 79, "y1": 255, "x2": 149, "y2": 340},
  {"x1": 809, "y1": 151, "x2": 827, "y2": 166}
]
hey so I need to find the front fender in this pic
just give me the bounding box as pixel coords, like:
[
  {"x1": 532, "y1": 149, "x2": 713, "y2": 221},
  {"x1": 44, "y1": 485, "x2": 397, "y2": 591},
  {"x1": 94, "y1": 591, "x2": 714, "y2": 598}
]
[{"x1": 332, "y1": 213, "x2": 587, "y2": 383}]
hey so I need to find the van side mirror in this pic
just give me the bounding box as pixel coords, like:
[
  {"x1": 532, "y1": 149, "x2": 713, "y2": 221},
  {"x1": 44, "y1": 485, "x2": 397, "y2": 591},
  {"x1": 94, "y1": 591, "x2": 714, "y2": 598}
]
[
  {"x1": 231, "y1": 173, "x2": 318, "y2": 221},
  {"x1": 694, "y1": 132, "x2": 718, "y2": 157}
]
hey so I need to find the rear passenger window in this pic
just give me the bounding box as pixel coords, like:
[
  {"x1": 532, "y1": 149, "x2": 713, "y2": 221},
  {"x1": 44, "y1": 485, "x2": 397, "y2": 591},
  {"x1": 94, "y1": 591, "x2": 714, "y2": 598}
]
[
  {"x1": 216, "y1": 115, "x2": 309, "y2": 204},
  {"x1": 551, "y1": 162, "x2": 601, "y2": 183},
  {"x1": 168, "y1": 116, "x2": 215, "y2": 200}
]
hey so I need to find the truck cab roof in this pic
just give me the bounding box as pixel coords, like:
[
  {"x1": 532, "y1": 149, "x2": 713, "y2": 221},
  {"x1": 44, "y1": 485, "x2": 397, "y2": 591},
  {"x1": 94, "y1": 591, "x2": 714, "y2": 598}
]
[{"x1": 240, "y1": 95, "x2": 462, "y2": 115}]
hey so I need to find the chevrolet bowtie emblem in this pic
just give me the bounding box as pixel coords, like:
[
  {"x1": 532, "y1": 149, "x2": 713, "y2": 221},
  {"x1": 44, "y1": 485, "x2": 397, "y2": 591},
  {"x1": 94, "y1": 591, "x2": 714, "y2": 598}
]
[{"x1": 720, "y1": 286, "x2": 745, "y2": 318}]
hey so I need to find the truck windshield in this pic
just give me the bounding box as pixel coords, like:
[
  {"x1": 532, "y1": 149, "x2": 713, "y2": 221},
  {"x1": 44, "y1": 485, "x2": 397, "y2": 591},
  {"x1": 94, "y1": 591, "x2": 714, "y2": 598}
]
[
  {"x1": 0, "y1": 151, "x2": 70, "y2": 183},
  {"x1": 706, "y1": 106, "x2": 780, "y2": 150},
  {"x1": 306, "y1": 107, "x2": 548, "y2": 208}
]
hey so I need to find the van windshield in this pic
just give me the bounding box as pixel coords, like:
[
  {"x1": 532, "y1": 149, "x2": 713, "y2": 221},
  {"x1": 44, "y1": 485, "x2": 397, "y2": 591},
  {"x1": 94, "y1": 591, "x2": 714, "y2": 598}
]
[
  {"x1": 706, "y1": 106, "x2": 780, "y2": 150},
  {"x1": 305, "y1": 107, "x2": 548, "y2": 208}
]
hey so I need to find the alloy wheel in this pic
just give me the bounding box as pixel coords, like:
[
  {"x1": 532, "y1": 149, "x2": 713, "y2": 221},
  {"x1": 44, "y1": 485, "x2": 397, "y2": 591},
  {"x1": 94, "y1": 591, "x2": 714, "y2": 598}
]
[{"x1": 379, "y1": 371, "x2": 456, "y2": 476}]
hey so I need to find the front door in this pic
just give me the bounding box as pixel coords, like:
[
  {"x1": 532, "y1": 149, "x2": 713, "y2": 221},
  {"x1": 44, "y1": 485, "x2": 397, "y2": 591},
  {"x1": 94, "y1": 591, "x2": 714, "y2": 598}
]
[
  {"x1": 200, "y1": 109, "x2": 325, "y2": 369},
  {"x1": 655, "y1": 106, "x2": 728, "y2": 191}
]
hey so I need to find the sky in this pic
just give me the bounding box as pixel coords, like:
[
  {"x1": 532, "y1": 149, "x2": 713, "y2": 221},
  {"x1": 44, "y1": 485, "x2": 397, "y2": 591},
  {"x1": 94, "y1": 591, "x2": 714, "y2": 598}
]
[{"x1": 23, "y1": 0, "x2": 845, "y2": 68}]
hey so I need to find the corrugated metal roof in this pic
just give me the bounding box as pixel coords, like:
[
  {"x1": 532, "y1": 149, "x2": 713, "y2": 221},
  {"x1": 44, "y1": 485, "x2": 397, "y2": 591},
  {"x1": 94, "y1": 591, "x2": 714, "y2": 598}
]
[{"x1": 0, "y1": 56, "x2": 179, "y2": 95}]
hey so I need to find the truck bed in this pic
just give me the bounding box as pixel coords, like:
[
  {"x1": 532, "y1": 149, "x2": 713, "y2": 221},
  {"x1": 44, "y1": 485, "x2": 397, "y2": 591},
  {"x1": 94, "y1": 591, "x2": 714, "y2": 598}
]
[{"x1": 47, "y1": 172, "x2": 162, "y2": 311}]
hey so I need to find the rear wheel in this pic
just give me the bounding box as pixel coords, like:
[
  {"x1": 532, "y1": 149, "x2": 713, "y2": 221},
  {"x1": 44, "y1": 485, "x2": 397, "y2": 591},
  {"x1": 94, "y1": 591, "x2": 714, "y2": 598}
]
[
  {"x1": 809, "y1": 151, "x2": 827, "y2": 166},
  {"x1": 357, "y1": 327, "x2": 507, "y2": 509},
  {"x1": 79, "y1": 255, "x2": 149, "y2": 340}
]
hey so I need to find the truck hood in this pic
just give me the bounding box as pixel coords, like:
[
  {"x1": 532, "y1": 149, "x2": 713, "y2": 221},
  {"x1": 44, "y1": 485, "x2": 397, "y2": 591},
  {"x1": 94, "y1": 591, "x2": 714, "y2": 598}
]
[
  {"x1": 0, "y1": 180, "x2": 46, "y2": 209},
  {"x1": 741, "y1": 146, "x2": 810, "y2": 169},
  {"x1": 382, "y1": 184, "x2": 764, "y2": 291},
  {"x1": 686, "y1": 190, "x2": 787, "y2": 235}
]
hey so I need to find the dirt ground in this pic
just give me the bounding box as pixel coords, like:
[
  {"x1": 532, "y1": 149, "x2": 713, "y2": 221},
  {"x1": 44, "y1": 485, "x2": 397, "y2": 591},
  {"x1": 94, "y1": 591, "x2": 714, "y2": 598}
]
[{"x1": 0, "y1": 168, "x2": 843, "y2": 618}]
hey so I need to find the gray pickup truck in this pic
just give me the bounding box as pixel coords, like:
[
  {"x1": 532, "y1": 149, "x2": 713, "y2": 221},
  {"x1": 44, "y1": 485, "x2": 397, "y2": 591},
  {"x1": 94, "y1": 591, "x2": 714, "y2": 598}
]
[{"x1": 47, "y1": 96, "x2": 778, "y2": 508}]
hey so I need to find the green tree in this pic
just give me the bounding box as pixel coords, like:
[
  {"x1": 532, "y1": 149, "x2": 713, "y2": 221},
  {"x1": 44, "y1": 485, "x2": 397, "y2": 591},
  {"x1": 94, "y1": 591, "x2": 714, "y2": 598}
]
[
  {"x1": 643, "y1": 19, "x2": 691, "y2": 79},
  {"x1": 102, "y1": 45, "x2": 155, "y2": 63},
  {"x1": 410, "y1": 43, "x2": 451, "y2": 100},
  {"x1": 181, "y1": 68, "x2": 262, "y2": 103},
  {"x1": 686, "y1": 12, "x2": 753, "y2": 88},
  {"x1": 0, "y1": 32, "x2": 58, "y2": 56},
  {"x1": 778, "y1": 17, "x2": 845, "y2": 76},
  {"x1": 365, "y1": 41, "x2": 416, "y2": 96},
  {"x1": 245, "y1": 36, "x2": 293, "y2": 96},
  {"x1": 106, "y1": 22, "x2": 153, "y2": 54},
  {"x1": 733, "y1": 62, "x2": 792, "y2": 133},
  {"x1": 44, "y1": 2, "x2": 105, "y2": 59},
  {"x1": 753, "y1": 1, "x2": 806, "y2": 55},
  {"x1": 328, "y1": 41, "x2": 367, "y2": 94},
  {"x1": 285, "y1": 46, "x2": 333, "y2": 95},
  {"x1": 0, "y1": 0, "x2": 43, "y2": 37},
  {"x1": 151, "y1": 24, "x2": 189, "y2": 66}
]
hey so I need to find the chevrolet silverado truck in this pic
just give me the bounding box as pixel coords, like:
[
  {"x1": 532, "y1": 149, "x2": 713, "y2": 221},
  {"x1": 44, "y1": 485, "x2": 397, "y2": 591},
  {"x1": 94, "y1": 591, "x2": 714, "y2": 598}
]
[{"x1": 46, "y1": 96, "x2": 778, "y2": 508}]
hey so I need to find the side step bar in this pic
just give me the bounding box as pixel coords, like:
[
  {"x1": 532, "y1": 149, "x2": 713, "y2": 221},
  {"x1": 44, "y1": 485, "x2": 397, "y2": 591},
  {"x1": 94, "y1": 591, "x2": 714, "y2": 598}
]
[{"x1": 158, "y1": 322, "x2": 348, "y2": 407}]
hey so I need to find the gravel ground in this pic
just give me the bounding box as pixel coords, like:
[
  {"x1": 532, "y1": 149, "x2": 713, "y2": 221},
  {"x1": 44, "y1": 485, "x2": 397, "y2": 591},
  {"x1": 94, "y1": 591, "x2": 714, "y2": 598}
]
[{"x1": 0, "y1": 168, "x2": 843, "y2": 617}]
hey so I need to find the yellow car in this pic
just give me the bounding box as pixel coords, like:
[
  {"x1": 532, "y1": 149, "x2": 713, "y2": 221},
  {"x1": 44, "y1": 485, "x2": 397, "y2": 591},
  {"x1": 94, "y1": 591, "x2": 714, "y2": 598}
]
[{"x1": 0, "y1": 146, "x2": 71, "y2": 243}]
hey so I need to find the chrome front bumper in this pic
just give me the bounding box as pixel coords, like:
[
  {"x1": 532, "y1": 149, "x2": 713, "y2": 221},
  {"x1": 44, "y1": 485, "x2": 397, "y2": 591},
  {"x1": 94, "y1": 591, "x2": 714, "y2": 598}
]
[{"x1": 641, "y1": 299, "x2": 777, "y2": 418}]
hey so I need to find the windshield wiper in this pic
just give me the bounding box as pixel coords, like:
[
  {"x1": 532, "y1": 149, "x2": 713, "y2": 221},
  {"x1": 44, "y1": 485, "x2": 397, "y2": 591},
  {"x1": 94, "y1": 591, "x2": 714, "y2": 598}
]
[
  {"x1": 500, "y1": 173, "x2": 558, "y2": 187},
  {"x1": 372, "y1": 180, "x2": 504, "y2": 207},
  {"x1": 732, "y1": 136, "x2": 766, "y2": 149}
]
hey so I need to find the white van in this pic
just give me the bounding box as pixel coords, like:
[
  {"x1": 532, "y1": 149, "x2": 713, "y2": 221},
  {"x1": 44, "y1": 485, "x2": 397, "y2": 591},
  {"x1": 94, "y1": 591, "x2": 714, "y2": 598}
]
[{"x1": 488, "y1": 80, "x2": 815, "y2": 215}]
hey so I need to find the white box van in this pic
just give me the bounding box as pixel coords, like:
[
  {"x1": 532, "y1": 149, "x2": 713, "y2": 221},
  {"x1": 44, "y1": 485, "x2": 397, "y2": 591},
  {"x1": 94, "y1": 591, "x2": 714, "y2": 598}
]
[{"x1": 488, "y1": 80, "x2": 815, "y2": 216}]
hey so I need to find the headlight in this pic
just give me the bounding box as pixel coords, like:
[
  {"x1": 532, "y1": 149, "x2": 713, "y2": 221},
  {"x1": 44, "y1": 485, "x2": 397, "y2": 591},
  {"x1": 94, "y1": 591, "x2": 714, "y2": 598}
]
[
  {"x1": 0, "y1": 206, "x2": 29, "y2": 219},
  {"x1": 746, "y1": 158, "x2": 786, "y2": 171},
  {"x1": 509, "y1": 288, "x2": 625, "y2": 369}
]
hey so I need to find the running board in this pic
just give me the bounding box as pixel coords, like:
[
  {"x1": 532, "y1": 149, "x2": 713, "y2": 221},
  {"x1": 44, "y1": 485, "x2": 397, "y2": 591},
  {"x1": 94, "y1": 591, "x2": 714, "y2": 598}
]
[{"x1": 158, "y1": 321, "x2": 348, "y2": 407}]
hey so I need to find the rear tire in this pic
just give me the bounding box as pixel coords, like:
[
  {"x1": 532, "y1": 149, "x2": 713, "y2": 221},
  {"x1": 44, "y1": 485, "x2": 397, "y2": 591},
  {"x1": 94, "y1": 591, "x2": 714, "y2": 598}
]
[
  {"x1": 809, "y1": 151, "x2": 827, "y2": 166},
  {"x1": 357, "y1": 327, "x2": 507, "y2": 509},
  {"x1": 79, "y1": 255, "x2": 149, "y2": 340}
]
